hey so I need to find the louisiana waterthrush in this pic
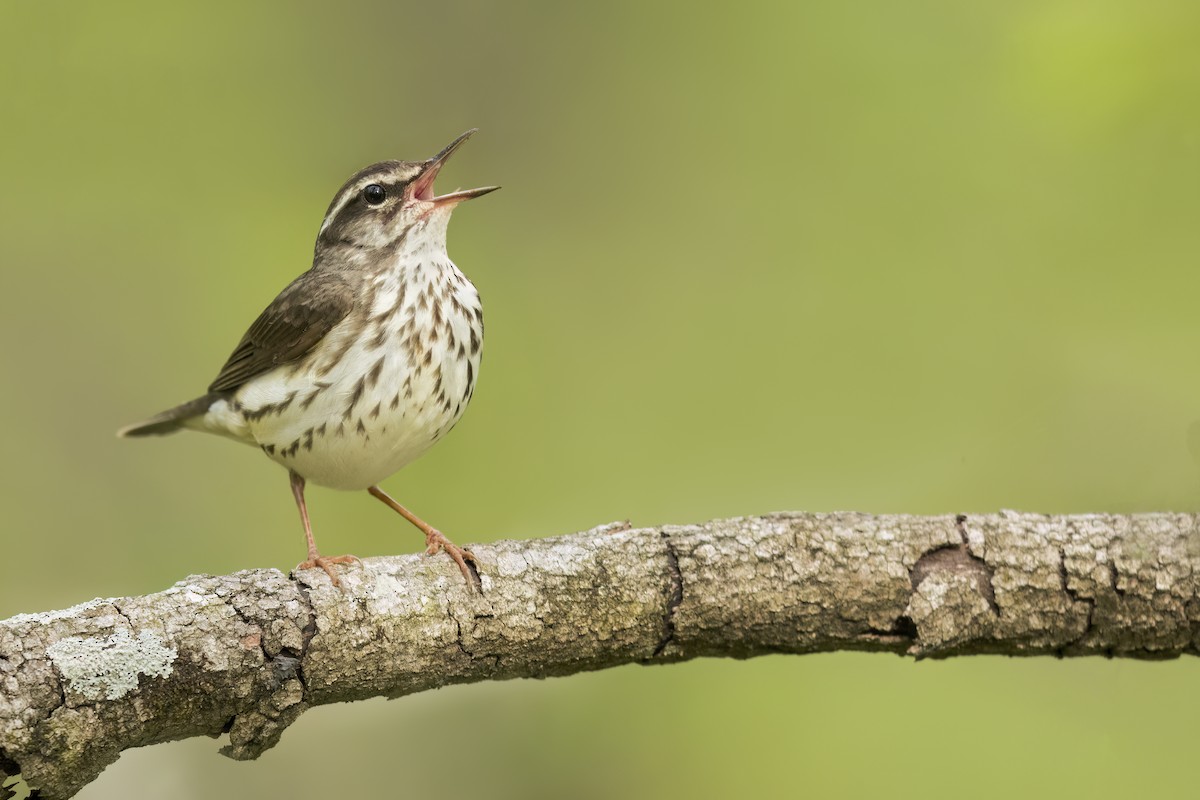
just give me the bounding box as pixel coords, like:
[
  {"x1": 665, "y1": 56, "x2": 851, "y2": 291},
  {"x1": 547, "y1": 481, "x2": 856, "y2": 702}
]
[{"x1": 119, "y1": 130, "x2": 498, "y2": 589}]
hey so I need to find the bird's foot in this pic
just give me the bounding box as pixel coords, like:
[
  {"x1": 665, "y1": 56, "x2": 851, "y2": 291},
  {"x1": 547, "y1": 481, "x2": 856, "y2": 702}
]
[
  {"x1": 296, "y1": 553, "x2": 361, "y2": 588},
  {"x1": 424, "y1": 530, "x2": 480, "y2": 591}
]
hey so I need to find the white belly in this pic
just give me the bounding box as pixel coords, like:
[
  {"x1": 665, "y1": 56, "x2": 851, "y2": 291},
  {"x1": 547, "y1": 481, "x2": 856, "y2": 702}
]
[{"x1": 199, "y1": 258, "x2": 483, "y2": 490}]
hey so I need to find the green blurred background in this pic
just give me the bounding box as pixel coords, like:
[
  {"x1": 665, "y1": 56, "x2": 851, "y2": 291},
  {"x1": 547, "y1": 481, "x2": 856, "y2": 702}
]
[{"x1": 3, "y1": 0, "x2": 1199, "y2": 797}]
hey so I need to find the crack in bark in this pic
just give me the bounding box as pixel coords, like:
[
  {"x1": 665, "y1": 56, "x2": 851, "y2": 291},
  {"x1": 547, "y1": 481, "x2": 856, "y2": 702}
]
[
  {"x1": 955, "y1": 514, "x2": 969, "y2": 545},
  {"x1": 224, "y1": 597, "x2": 271, "y2": 665},
  {"x1": 109, "y1": 601, "x2": 134, "y2": 632},
  {"x1": 1057, "y1": 547, "x2": 1094, "y2": 620},
  {"x1": 890, "y1": 615, "x2": 918, "y2": 639},
  {"x1": 1057, "y1": 547, "x2": 1097, "y2": 654},
  {"x1": 651, "y1": 530, "x2": 684, "y2": 658},
  {"x1": 237, "y1": 601, "x2": 302, "y2": 692},
  {"x1": 289, "y1": 579, "x2": 319, "y2": 695},
  {"x1": 1108, "y1": 560, "x2": 1126, "y2": 597},
  {"x1": 449, "y1": 606, "x2": 474, "y2": 660},
  {"x1": 865, "y1": 618, "x2": 917, "y2": 650},
  {"x1": 954, "y1": 514, "x2": 999, "y2": 615}
]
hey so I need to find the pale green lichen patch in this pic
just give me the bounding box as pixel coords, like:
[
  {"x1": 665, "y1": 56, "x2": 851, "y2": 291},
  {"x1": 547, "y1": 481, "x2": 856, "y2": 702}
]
[{"x1": 46, "y1": 629, "x2": 177, "y2": 701}]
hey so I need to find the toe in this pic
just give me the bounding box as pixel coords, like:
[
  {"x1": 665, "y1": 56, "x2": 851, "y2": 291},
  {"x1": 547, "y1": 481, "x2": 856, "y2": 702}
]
[
  {"x1": 296, "y1": 554, "x2": 360, "y2": 588},
  {"x1": 318, "y1": 560, "x2": 343, "y2": 587},
  {"x1": 424, "y1": 530, "x2": 446, "y2": 556}
]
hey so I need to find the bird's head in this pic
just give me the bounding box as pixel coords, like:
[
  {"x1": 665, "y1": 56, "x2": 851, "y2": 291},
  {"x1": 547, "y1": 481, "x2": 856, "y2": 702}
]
[{"x1": 316, "y1": 129, "x2": 498, "y2": 255}]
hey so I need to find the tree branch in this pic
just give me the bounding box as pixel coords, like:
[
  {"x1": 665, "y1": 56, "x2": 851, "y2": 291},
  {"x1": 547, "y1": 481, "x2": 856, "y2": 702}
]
[{"x1": 3, "y1": 511, "x2": 1198, "y2": 798}]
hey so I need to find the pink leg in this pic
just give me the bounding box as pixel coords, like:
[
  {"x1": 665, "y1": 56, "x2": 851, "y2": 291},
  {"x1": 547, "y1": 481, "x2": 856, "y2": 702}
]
[
  {"x1": 367, "y1": 485, "x2": 479, "y2": 590},
  {"x1": 291, "y1": 470, "x2": 359, "y2": 586}
]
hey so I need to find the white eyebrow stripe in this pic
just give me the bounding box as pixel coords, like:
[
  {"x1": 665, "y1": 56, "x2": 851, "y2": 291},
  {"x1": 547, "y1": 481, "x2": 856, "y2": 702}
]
[
  {"x1": 317, "y1": 163, "x2": 425, "y2": 236},
  {"x1": 319, "y1": 178, "x2": 374, "y2": 235}
]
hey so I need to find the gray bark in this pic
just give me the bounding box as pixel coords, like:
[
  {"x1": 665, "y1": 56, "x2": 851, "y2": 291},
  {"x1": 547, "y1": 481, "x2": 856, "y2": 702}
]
[{"x1": 2, "y1": 511, "x2": 1198, "y2": 799}]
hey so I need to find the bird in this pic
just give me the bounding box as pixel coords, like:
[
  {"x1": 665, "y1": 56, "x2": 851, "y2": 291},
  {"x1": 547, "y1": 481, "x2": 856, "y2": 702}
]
[{"x1": 118, "y1": 129, "x2": 498, "y2": 590}]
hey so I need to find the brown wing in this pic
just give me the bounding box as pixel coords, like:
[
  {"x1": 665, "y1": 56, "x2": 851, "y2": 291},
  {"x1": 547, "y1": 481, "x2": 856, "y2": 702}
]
[{"x1": 207, "y1": 270, "x2": 356, "y2": 393}]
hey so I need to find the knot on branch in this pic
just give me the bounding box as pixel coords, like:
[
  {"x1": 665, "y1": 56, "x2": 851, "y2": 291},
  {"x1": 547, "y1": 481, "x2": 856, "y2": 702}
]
[{"x1": 904, "y1": 544, "x2": 999, "y2": 656}]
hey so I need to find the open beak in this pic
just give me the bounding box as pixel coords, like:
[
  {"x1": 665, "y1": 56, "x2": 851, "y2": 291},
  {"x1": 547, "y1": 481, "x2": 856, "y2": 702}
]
[{"x1": 410, "y1": 129, "x2": 500, "y2": 205}]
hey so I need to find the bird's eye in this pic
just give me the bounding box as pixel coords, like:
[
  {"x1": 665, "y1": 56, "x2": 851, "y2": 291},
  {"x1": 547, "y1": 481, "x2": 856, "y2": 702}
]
[{"x1": 362, "y1": 184, "x2": 387, "y2": 206}]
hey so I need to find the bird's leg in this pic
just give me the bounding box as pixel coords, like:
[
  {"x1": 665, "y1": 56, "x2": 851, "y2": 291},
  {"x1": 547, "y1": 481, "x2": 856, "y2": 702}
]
[
  {"x1": 367, "y1": 485, "x2": 480, "y2": 590},
  {"x1": 291, "y1": 470, "x2": 359, "y2": 586}
]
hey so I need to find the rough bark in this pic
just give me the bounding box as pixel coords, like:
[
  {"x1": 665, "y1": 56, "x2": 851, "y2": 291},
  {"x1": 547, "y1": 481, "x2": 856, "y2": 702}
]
[{"x1": 2, "y1": 511, "x2": 1198, "y2": 798}]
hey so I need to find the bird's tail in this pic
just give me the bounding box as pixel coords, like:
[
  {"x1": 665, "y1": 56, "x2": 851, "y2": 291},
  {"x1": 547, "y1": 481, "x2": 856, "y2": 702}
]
[{"x1": 117, "y1": 393, "x2": 222, "y2": 437}]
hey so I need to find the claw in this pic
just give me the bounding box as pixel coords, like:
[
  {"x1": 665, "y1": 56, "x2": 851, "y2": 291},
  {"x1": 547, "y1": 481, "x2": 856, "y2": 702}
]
[
  {"x1": 425, "y1": 529, "x2": 480, "y2": 591},
  {"x1": 296, "y1": 554, "x2": 360, "y2": 588}
]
